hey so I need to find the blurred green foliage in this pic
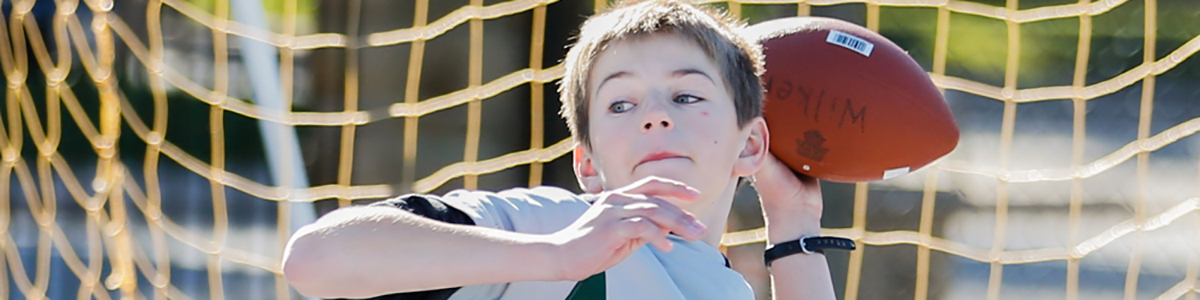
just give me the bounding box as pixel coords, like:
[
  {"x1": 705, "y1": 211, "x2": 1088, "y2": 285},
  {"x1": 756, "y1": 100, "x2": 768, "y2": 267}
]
[
  {"x1": 733, "y1": 0, "x2": 1200, "y2": 89},
  {"x1": 180, "y1": 0, "x2": 319, "y2": 32},
  {"x1": 182, "y1": 0, "x2": 318, "y2": 14}
]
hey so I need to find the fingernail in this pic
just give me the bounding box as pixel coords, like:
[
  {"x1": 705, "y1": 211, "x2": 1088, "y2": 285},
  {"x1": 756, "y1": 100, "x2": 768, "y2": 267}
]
[{"x1": 690, "y1": 220, "x2": 707, "y2": 234}]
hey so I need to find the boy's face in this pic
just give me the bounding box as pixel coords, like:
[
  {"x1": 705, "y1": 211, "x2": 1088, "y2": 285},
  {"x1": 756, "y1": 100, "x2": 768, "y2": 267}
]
[{"x1": 575, "y1": 33, "x2": 766, "y2": 213}]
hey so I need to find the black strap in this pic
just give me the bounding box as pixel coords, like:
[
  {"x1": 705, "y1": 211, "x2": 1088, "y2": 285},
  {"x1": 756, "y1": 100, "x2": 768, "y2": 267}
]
[
  {"x1": 764, "y1": 236, "x2": 856, "y2": 267},
  {"x1": 564, "y1": 272, "x2": 605, "y2": 300},
  {"x1": 802, "y1": 236, "x2": 856, "y2": 252}
]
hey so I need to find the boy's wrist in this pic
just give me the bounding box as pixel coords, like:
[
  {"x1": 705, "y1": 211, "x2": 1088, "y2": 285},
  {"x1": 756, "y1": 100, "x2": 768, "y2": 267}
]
[
  {"x1": 756, "y1": 178, "x2": 824, "y2": 244},
  {"x1": 518, "y1": 234, "x2": 566, "y2": 282},
  {"x1": 763, "y1": 211, "x2": 822, "y2": 244},
  {"x1": 766, "y1": 225, "x2": 823, "y2": 245}
]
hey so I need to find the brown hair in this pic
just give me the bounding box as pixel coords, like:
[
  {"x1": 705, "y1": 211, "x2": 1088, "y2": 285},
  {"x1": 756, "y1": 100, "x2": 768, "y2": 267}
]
[{"x1": 558, "y1": 0, "x2": 766, "y2": 148}]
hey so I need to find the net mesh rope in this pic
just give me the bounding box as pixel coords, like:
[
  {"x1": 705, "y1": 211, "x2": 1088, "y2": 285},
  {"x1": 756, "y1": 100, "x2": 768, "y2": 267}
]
[{"x1": 0, "y1": 0, "x2": 1197, "y2": 299}]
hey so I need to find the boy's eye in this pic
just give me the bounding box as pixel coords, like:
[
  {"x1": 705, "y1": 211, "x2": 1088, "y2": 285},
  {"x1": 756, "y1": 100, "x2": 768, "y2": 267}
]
[
  {"x1": 674, "y1": 94, "x2": 703, "y2": 104},
  {"x1": 609, "y1": 101, "x2": 635, "y2": 113}
]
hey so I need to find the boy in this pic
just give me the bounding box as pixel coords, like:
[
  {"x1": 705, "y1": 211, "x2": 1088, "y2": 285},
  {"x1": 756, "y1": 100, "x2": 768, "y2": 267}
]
[{"x1": 282, "y1": 0, "x2": 840, "y2": 299}]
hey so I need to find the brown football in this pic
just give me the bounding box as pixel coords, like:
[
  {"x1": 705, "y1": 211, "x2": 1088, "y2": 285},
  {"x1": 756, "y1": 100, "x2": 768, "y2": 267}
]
[{"x1": 745, "y1": 17, "x2": 959, "y2": 182}]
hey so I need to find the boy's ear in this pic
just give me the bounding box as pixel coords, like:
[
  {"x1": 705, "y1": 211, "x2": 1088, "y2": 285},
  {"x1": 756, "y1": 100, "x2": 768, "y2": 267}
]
[
  {"x1": 573, "y1": 145, "x2": 604, "y2": 194},
  {"x1": 734, "y1": 117, "x2": 770, "y2": 177}
]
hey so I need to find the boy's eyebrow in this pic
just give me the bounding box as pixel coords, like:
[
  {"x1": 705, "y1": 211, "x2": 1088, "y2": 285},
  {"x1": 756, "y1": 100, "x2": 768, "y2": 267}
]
[
  {"x1": 596, "y1": 71, "x2": 631, "y2": 94},
  {"x1": 595, "y1": 68, "x2": 716, "y2": 94},
  {"x1": 673, "y1": 68, "x2": 717, "y2": 86}
]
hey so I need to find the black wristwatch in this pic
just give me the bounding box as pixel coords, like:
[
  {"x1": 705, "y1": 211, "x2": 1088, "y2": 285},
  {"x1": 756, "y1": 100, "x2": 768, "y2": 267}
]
[{"x1": 764, "y1": 236, "x2": 856, "y2": 267}]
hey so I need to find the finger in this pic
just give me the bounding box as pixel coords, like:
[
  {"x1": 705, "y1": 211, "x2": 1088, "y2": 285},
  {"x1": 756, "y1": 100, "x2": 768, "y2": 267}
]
[
  {"x1": 751, "y1": 153, "x2": 792, "y2": 186},
  {"x1": 622, "y1": 217, "x2": 673, "y2": 252},
  {"x1": 619, "y1": 199, "x2": 706, "y2": 241},
  {"x1": 622, "y1": 176, "x2": 701, "y2": 202},
  {"x1": 752, "y1": 153, "x2": 819, "y2": 198}
]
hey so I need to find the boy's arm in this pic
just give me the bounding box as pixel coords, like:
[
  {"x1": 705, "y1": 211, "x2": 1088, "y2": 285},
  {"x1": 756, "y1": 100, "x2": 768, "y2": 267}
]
[
  {"x1": 753, "y1": 154, "x2": 839, "y2": 300},
  {"x1": 761, "y1": 206, "x2": 837, "y2": 300},
  {"x1": 281, "y1": 177, "x2": 707, "y2": 299},
  {"x1": 282, "y1": 204, "x2": 556, "y2": 299}
]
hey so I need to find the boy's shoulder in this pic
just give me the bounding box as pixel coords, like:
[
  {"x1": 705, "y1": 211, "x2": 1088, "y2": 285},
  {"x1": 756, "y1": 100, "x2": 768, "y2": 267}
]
[
  {"x1": 431, "y1": 186, "x2": 594, "y2": 234},
  {"x1": 375, "y1": 185, "x2": 591, "y2": 209},
  {"x1": 448, "y1": 185, "x2": 593, "y2": 205}
]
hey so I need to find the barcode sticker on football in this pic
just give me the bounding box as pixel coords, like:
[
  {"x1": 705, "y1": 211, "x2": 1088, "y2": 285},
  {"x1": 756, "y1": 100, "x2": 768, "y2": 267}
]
[{"x1": 826, "y1": 30, "x2": 874, "y2": 57}]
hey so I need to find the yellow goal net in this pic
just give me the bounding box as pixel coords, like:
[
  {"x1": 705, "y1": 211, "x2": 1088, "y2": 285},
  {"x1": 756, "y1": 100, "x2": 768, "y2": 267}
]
[{"x1": 1, "y1": 0, "x2": 1197, "y2": 299}]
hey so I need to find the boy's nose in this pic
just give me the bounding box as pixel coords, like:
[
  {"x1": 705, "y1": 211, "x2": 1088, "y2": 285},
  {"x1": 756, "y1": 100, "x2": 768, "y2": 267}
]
[
  {"x1": 641, "y1": 105, "x2": 674, "y2": 132},
  {"x1": 643, "y1": 119, "x2": 672, "y2": 131}
]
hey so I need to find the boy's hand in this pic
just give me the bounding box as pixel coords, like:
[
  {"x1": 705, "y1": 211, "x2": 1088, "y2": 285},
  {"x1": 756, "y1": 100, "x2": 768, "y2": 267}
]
[
  {"x1": 544, "y1": 176, "x2": 708, "y2": 281},
  {"x1": 752, "y1": 153, "x2": 824, "y2": 242}
]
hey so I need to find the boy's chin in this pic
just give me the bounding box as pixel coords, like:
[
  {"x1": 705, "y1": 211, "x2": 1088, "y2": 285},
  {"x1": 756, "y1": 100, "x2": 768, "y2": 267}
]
[
  {"x1": 633, "y1": 164, "x2": 679, "y2": 176},
  {"x1": 631, "y1": 167, "x2": 701, "y2": 187}
]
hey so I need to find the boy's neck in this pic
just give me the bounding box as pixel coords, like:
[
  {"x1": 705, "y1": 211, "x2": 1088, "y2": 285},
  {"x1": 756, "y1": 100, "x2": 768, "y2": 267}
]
[{"x1": 695, "y1": 179, "x2": 740, "y2": 247}]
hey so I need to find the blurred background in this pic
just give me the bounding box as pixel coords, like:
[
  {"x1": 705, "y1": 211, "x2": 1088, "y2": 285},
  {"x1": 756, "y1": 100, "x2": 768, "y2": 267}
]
[{"x1": 2, "y1": 0, "x2": 1198, "y2": 299}]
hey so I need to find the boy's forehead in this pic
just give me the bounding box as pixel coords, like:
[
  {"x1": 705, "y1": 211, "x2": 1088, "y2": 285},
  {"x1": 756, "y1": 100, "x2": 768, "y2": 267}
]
[
  {"x1": 599, "y1": 33, "x2": 709, "y2": 61},
  {"x1": 589, "y1": 34, "x2": 719, "y2": 84}
]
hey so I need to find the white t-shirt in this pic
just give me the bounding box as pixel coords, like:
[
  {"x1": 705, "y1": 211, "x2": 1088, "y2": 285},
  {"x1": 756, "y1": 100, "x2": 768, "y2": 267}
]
[{"x1": 435, "y1": 186, "x2": 755, "y2": 300}]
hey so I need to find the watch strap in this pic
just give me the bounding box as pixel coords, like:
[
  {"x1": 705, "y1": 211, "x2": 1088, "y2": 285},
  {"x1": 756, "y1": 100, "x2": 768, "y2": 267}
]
[{"x1": 764, "y1": 236, "x2": 856, "y2": 267}]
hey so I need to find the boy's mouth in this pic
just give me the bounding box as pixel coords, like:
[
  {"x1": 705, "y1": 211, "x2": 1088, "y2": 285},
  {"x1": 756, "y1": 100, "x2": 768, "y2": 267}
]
[{"x1": 637, "y1": 151, "x2": 689, "y2": 167}]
